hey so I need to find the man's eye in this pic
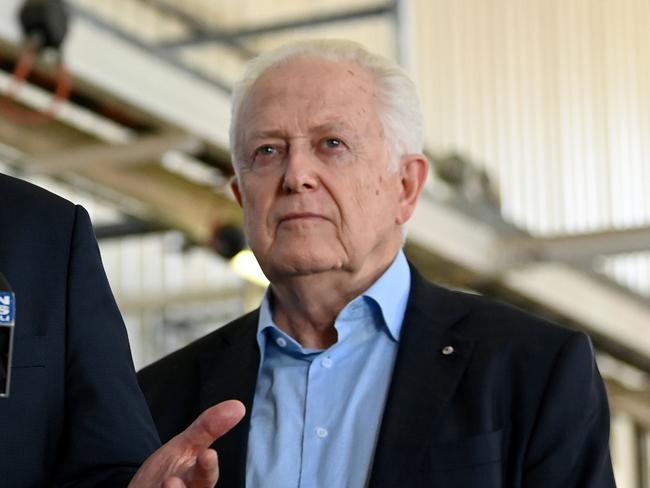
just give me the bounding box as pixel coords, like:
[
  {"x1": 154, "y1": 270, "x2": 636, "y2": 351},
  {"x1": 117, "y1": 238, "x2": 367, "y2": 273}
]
[
  {"x1": 255, "y1": 145, "x2": 277, "y2": 156},
  {"x1": 323, "y1": 138, "x2": 343, "y2": 149}
]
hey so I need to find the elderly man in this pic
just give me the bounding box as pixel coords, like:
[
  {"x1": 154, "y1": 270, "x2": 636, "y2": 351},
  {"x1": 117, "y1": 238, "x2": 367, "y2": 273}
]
[{"x1": 139, "y1": 40, "x2": 615, "y2": 487}]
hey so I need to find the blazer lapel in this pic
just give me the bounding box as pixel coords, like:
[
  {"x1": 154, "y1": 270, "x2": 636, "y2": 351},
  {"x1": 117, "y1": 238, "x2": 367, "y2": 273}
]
[
  {"x1": 197, "y1": 310, "x2": 260, "y2": 488},
  {"x1": 0, "y1": 179, "x2": 9, "y2": 274},
  {"x1": 368, "y1": 266, "x2": 475, "y2": 488}
]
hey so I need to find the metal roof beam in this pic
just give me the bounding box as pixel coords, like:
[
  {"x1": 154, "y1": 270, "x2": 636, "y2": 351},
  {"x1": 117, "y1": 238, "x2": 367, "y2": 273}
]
[
  {"x1": 138, "y1": 0, "x2": 256, "y2": 57},
  {"x1": 156, "y1": 2, "x2": 397, "y2": 50},
  {"x1": 25, "y1": 131, "x2": 191, "y2": 174},
  {"x1": 502, "y1": 227, "x2": 650, "y2": 264},
  {"x1": 94, "y1": 217, "x2": 167, "y2": 240}
]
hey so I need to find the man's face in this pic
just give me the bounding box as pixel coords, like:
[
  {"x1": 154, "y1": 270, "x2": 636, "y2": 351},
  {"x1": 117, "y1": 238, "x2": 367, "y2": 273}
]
[{"x1": 231, "y1": 56, "x2": 418, "y2": 282}]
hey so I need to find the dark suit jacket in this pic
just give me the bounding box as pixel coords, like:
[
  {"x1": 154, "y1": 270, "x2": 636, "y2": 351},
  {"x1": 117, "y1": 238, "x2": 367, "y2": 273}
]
[
  {"x1": 0, "y1": 174, "x2": 160, "y2": 487},
  {"x1": 139, "y1": 264, "x2": 616, "y2": 487}
]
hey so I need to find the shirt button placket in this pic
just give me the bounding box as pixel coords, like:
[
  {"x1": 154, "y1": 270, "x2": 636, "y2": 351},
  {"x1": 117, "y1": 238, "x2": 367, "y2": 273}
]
[{"x1": 302, "y1": 357, "x2": 328, "y2": 485}]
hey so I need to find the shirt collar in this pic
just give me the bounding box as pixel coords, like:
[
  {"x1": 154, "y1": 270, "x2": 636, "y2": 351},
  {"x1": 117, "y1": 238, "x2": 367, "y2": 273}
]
[
  {"x1": 256, "y1": 250, "x2": 411, "y2": 354},
  {"x1": 360, "y1": 250, "x2": 410, "y2": 342}
]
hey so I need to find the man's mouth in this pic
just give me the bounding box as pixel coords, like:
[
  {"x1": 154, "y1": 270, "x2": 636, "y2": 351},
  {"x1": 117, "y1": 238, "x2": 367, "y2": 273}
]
[{"x1": 279, "y1": 213, "x2": 326, "y2": 223}]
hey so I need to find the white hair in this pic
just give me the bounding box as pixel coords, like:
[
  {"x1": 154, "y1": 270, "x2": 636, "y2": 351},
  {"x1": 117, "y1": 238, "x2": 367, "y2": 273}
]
[{"x1": 229, "y1": 39, "x2": 424, "y2": 173}]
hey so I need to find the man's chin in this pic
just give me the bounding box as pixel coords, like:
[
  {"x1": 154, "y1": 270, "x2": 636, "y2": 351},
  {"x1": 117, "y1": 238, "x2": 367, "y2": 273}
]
[{"x1": 269, "y1": 254, "x2": 345, "y2": 277}]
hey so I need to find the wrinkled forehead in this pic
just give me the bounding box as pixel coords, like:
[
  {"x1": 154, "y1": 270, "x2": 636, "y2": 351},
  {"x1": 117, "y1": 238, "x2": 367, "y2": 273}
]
[
  {"x1": 237, "y1": 56, "x2": 381, "y2": 135},
  {"x1": 259, "y1": 55, "x2": 375, "y2": 85}
]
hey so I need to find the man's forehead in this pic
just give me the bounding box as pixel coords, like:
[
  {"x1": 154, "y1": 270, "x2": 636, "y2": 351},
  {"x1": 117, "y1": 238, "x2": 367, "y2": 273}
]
[
  {"x1": 244, "y1": 120, "x2": 358, "y2": 141},
  {"x1": 247, "y1": 56, "x2": 376, "y2": 101},
  {"x1": 235, "y1": 56, "x2": 381, "y2": 144},
  {"x1": 262, "y1": 54, "x2": 371, "y2": 79}
]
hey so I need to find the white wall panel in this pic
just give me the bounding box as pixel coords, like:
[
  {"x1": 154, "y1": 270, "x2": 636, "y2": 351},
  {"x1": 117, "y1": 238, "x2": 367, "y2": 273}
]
[{"x1": 412, "y1": 0, "x2": 650, "y2": 295}]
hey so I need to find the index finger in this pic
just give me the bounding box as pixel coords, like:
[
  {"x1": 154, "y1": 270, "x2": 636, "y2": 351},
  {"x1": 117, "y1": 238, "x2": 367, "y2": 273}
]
[{"x1": 178, "y1": 400, "x2": 246, "y2": 450}]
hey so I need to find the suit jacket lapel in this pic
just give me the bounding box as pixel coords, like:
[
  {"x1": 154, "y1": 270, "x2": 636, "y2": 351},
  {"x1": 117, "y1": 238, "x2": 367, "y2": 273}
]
[
  {"x1": 197, "y1": 310, "x2": 260, "y2": 488},
  {"x1": 0, "y1": 179, "x2": 8, "y2": 274},
  {"x1": 368, "y1": 266, "x2": 475, "y2": 488}
]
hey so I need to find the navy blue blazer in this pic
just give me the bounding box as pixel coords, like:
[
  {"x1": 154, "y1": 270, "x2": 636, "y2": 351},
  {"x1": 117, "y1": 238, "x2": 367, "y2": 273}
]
[
  {"x1": 139, "y1": 264, "x2": 616, "y2": 487},
  {"x1": 0, "y1": 174, "x2": 160, "y2": 487}
]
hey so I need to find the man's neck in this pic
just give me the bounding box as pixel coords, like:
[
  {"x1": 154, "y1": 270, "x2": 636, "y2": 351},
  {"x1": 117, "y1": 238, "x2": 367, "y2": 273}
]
[{"x1": 268, "y1": 253, "x2": 398, "y2": 349}]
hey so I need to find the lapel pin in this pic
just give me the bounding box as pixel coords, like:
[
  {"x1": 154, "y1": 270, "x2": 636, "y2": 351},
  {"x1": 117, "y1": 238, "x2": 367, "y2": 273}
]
[{"x1": 442, "y1": 345, "x2": 454, "y2": 356}]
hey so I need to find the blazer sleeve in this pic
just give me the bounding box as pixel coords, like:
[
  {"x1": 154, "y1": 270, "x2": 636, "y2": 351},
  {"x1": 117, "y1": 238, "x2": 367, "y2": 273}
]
[
  {"x1": 523, "y1": 331, "x2": 616, "y2": 487},
  {"x1": 54, "y1": 206, "x2": 161, "y2": 487}
]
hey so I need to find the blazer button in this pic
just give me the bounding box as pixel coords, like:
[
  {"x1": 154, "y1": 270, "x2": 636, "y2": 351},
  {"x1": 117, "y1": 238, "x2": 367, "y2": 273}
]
[{"x1": 442, "y1": 345, "x2": 454, "y2": 356}]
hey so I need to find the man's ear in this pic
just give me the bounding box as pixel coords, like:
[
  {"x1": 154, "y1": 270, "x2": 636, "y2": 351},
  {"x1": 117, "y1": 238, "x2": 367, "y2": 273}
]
[
  {"x1": 396, "y1": 153, "x2": 428, "y2": 225},
  {"x1": 230, "y1": 177, "x2": 243, "y2": 207}
]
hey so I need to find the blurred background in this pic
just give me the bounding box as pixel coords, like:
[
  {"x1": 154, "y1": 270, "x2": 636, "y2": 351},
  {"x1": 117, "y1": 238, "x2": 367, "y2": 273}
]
[{"x1": 0, "y1": 0, "x2": 648, "y2": 485}]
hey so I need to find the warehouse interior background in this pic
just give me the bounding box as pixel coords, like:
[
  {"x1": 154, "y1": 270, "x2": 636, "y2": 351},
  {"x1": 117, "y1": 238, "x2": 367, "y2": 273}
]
[{"x1": 0, "y1": 0, "x2": 648, "y2": 486}]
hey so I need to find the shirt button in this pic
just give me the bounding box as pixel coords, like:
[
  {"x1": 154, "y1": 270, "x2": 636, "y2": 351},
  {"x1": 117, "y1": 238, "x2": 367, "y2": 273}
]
[
  {"x1": 315, "y1": 427, "x2": 328, "y2": 438},
  {"x1": 321, "y1": 357, "x2": 333, "y2": 368},
  {"x1": 276, "y1": 337, "x2": 287, "y2": 348}
]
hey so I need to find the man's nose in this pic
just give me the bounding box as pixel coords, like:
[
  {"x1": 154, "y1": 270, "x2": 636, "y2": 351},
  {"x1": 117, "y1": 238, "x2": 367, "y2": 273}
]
[{"x1": 282, "y1": 146, "x2": 319, "y2": 193}]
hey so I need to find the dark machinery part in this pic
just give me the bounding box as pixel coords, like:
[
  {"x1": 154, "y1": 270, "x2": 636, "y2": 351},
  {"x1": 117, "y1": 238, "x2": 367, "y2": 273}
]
[
  {"x1": 18, "y1": 0, "x2": 69, "y2": 50},
  {"x1": 212, "y1": 224, "x2": 247, "y2": 260}
]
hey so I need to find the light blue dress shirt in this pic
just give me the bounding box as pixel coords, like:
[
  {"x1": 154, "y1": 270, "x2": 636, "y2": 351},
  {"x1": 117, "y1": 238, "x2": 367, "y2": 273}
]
[{"x1": 246, "y1": 251, "x2": 411, "y2": 488}]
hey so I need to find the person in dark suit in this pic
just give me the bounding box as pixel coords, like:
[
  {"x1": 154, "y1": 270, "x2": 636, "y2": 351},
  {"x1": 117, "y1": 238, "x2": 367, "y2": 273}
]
[
  {"x1": 0, "y1": 173, "x2": 244, "y2": 487},
  {"x1": 138, "y1": 39, "x2": 616, "y2": 487}
]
